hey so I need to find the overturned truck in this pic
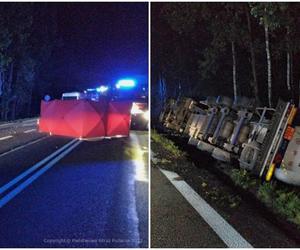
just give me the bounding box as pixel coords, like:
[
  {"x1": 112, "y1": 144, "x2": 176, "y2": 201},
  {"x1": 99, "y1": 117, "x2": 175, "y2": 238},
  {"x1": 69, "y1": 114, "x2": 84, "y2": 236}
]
[{"x1": 159, "y1": 96, "x2": 300, "y2": 186}]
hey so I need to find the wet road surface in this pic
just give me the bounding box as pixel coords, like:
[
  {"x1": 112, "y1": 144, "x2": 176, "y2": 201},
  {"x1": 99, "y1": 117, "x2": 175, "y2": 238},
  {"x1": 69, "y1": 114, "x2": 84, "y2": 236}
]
[{"x1": 0, "y1": 129, "x2": 148, "y2": 248}]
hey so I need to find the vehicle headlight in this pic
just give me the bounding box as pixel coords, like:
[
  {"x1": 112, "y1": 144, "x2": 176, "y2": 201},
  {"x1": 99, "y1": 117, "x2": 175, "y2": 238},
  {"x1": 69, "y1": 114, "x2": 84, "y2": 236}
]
[
  {"x1": 142, "y1": 110, "x2": 149, "y2": 121},
  {"x1": 131, "y1": 103, "x2": 144, "y2": 114}
]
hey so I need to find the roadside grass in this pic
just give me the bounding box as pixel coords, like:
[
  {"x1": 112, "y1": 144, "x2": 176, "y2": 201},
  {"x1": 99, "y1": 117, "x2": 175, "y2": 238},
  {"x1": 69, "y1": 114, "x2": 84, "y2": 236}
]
[
  {"x1": 230, "y1": 168, "x2": 300, "y2": 227},
  {"x1": 273, "y1": 189, "x2": 300, "y2": 225},
  {"x1": 151, "y1": 130, "x2": 241, "y2": 209},
  {"x1": 151, "y1": 129, "x2": 184, "y2": 159},
  {"x1": 230, "y1": 169, "x2": 257, "y2": 189},
  {"x1": 257, "y1": 182, "x2": 274, "y2": 205},
  {"x1": 151, "y1": 130, "x2": 300, "y2": 227}
]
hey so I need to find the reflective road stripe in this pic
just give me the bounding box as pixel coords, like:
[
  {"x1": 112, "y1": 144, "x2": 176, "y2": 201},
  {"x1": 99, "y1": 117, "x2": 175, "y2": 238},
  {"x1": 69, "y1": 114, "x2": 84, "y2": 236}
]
[
  {"x1": 0, "y1": 139, "x2": 77, "y2": 195},
  {"x1": 160, "y1": 169, "x2": 253, "y2": 248},
  {"x1": 24, "y1": 129, "x2": 36, "y2": 133},
  {"x1": 0, "y1": 136, "x2": 48, "y2": 159},
  {"x1": 0, "y1": 136, "x2": 13, "y2": 141},
  {"x1": 0, "y1": 140, "x2": 81, "y2": 208}
]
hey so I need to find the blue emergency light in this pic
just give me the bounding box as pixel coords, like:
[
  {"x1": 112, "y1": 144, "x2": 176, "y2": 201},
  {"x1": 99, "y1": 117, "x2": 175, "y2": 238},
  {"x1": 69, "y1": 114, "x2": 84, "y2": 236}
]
[
  {"x1": 116, "y1": 79, "x2": 136, "y2": 89},
  {"x1": 96, "y1": 85, "x2": 109, "y2": 93}
]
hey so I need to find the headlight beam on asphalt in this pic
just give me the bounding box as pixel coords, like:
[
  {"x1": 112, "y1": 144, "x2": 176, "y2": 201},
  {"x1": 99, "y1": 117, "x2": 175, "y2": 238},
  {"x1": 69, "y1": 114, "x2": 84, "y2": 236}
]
[
  {"x1": 131, "y1": 133, "x2": 148, "y2": 183},
  {"x1": 134, "y1": 149, "x2": 148, "y2": 182}
]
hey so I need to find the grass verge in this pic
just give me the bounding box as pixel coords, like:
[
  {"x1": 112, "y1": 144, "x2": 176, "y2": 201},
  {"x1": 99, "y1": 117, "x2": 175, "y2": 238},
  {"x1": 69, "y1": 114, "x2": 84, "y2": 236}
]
[
  {"x1": 230, "y1": 168, "x2": 300, "y2": 227},
  {"x1": 151, "y1": 130, "x2": 242, "y2": 210},
  {"x1": 151, "y1": 129, "x2": 184, "y2": 159},
  {"x1": 152, "y1": 130, "x2": 300, "y2": 228}
]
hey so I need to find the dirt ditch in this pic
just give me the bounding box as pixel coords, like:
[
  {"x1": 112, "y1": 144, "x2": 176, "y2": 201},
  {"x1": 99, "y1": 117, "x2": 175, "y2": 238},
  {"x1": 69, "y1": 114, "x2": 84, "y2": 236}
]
[{"x1": 152, "y1": 129, "x2": 300, "y2": 247}]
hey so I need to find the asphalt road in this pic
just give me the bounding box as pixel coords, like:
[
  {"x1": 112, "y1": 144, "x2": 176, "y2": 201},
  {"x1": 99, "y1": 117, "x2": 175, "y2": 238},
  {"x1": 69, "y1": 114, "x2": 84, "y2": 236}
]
[
  {"x1": 0, "y1": 129, "x2": 148, "y2": 248},
  {"x1": 0, "y1": 118, "x2": 46, "y2": 155},
  {"x1": 151, "y1": 167, "x2": 226, "y2": 248},
  {"x1": 151, "y1": 136, "x2": 300, "y2": 248}
]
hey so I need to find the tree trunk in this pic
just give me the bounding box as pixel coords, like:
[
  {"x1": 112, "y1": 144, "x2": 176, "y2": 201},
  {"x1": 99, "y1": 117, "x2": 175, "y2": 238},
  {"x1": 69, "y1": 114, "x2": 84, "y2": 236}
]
[
  {"x1": 27, "y1": 87, "x2": 33, "y2": 117},
  {"x1": 291, "y1": 54, "x2": 296, "y2": 104},
  {"x1": 245, "y1": 6, "x2": 259, "y2": 104},
  {"x1": 0, "y1": 67, "x2": 4, "y2": 97},
  {"x1": 299, "y1": 80, "x2": 300, "y2": 108},
  {"x1": 231, "y1": 40, "x2": 237, "y2": 100},
  {"x1": 159, "y1": 73, "x2": 167, "y2": 108},
  {"x1": 177, "y1": 81, "x2": 182, "y2": 101},
  {"x1": 11, "y1": 98, "x2": 16, "y2": 120},
  {"x1": 7, "y1": 62, "x2": 14, "y2": 120},
  {"x1": 287, "y1": 51, "x2": 291, "y2": 92},
  {"x1": 1, "y1": 99, "x2": 4, "y2": 120},
  {"x1": 265, "y1": 24, "x2": 272, "y2": 107},
  {"x1": 286, "y1": 25, "x2": 291, "y2": 94}
]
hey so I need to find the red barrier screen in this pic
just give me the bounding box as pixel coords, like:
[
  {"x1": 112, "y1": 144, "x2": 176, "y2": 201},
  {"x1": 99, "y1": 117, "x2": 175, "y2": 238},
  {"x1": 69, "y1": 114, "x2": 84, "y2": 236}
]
[
  {"x1": 106, "y1": 101, "x2": 132, "y2": 137},
  {"x1": 39, "y1": 99, "x2": 132, "y2": 138}
]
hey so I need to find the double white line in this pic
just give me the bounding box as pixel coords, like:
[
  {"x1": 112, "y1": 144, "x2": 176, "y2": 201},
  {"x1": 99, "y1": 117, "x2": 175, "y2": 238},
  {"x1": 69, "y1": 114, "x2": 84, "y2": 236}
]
[{"x1": 0, "y1": 139, "x2": 81, "y2": 208}]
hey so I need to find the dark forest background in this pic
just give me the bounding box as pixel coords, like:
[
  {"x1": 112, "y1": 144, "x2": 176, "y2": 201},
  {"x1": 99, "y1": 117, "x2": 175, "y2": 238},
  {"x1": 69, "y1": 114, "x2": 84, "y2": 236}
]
[
  {"x1": 151, "y1": 2, "x2": 300, "y2": 118},
  {"x1": 0, "y1": 2, "x2": 148, "y2": 121},
  {"x1": 0, "y1": 3, "x2": 59, "y2": 121}
]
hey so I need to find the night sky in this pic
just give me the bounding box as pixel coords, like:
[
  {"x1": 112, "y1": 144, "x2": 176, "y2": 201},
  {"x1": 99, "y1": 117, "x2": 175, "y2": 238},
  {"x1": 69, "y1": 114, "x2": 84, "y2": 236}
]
[{"x1": 50, "y1": 2, "x2": 148, "y2": 95}]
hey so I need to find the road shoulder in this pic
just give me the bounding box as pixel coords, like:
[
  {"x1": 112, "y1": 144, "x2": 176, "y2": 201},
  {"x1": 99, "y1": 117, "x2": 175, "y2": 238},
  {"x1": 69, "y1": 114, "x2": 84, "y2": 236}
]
[
  {"x1": 151, "y1": 131, "x2": 300, "y2": 247},
  {"x1": 151, "y1": 166, "x2": 226, "y2": 248}
]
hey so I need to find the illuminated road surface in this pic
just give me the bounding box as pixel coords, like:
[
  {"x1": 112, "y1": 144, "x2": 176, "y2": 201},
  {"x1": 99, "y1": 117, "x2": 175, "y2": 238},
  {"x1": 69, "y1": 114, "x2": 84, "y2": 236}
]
[{"x1": 0, "y1": 131, "x2": 148, "y2": 247}]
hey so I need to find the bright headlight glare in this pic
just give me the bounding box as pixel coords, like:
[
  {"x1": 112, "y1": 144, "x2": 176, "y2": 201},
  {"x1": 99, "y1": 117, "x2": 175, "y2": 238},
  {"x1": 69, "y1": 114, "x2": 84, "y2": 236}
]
[
  {"x1": 142, "y1": 110, "x2": 149, "y2": 120},
  {"x1": 131, "y1": 103, "x2": 144, "y2": 114}
]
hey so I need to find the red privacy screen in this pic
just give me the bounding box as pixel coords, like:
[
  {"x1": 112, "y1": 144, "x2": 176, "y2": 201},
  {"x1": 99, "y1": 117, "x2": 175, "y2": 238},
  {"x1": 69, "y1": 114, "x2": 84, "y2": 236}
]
[
  {"x1": 39, "y1": 99, "x2": 132, "y2": 138},
  {"x1": 106, "y1": 101, "x2": 132, "y2": 137}
]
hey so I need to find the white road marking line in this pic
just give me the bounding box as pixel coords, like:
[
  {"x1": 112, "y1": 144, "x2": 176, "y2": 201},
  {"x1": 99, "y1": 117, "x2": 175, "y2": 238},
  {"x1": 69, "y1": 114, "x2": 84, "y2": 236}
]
[
  {"x1": 0, "y1": 140, "x2": 81, "y2": 208},
  {"x1": 160, "y1": 169, "x2": 253, "y2": 248},
  {"x1": 0, "y1": 124, "x2": 11, "y2": 128},
  {"x1": 0, "y1": 118, "x2": 37, "y2": 128},
  {"x1": 0, "y1": 136, "x2": 48, "y2": 159},
  {"x1": 22, "y1": 123, "x2": 37, "y2": 127},
  {"x1": 0, "y1": 135, "x2": 13, "y2": 141},
  {"x1": 22, "y1": 118, "x2": 37, "y2": 123},
  {"x1": 24, "y1": 129, "x2": 36, "y2": 133},
  {"x1": 0, "y1": 139, "x2": 77, "y2": 195}
]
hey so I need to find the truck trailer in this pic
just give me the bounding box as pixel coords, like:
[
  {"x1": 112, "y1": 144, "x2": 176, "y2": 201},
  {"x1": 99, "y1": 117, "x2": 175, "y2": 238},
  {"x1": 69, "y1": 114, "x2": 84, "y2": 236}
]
[{"x1": 159, "y1": 96, "x2": 300, "y2": 186}]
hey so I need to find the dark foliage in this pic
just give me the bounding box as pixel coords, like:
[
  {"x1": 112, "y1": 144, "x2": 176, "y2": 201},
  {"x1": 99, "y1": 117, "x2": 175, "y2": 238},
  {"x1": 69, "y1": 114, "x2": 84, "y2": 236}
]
[
  {"x1": 0, "y1": 3, "x2": 61, "y2": 120},
  {"x1": 151, "y1": 2, "x2": 300, "y2": 118}
]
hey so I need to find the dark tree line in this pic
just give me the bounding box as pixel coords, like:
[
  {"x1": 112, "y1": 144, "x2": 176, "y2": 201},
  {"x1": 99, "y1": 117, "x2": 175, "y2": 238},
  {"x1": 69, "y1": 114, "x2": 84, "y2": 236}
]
[
  {"x1": 151, "y1": 2, "x2": 300, "y2": 117},
  {"x1": 0, "y1": 3, "x2": 60, "y2": 121}
]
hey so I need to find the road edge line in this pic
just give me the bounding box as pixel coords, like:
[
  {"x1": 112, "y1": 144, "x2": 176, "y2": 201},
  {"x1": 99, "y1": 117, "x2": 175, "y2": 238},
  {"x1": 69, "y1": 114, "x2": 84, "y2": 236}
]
[
  {"x1": 24, "y1": 129, "x2": 36, "y2": 133},
  {"x1": 159, "y1": 168, "x2": 253, "y2": 248},
  {"x1": 0, "y1": 136, "x2": 48, "y2": 159},
  {"x1": 0, "y1": 135, "x2": 13, "y2": 141}
]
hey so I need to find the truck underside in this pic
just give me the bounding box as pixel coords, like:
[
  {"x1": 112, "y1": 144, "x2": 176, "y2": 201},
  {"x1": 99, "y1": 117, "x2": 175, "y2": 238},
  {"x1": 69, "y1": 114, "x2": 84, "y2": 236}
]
[{"x1": 159, "y1": 96, "x2": 300, "y2": 186}]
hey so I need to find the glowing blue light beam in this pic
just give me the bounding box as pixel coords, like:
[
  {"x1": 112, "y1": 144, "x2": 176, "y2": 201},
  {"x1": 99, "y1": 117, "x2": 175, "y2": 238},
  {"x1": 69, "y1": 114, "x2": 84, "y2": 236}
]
[
  {"x1": 96, "y1": 85, "x2": 109, "y2": 93},
  {"x1": 116, "y1": 79, "x2": 136, "y2": 89}
]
